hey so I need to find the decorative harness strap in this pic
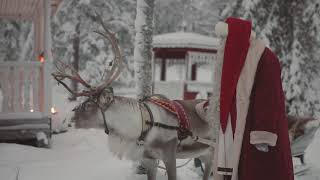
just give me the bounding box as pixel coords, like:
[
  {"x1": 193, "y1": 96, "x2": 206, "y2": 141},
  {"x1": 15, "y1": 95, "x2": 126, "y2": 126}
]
[
  {"x1": 137, "y1": 100, "x2": 180, "y2": 145},
  {"x1": 137, "y1": 97, "x2": 216, "y2": 147},
  {"x1": 148, "y1": 97, "x2": 192, "y2": 140},
  {"x1": 137, "y1": 101, "x2": 154, "y2": 144}
]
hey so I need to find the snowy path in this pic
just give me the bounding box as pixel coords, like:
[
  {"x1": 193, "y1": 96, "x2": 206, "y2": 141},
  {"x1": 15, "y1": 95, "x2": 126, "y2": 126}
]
[{"x1": 0, "y1": 128, "x2": 319, "y2": 180}]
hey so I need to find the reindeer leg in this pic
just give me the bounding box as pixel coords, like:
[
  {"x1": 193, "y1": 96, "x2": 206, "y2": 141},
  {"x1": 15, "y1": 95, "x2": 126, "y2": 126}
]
[
  {"x1": 202, "y1": 159, "x2": 213, "y2": 180},
  {"x1": 142, "y1": 157, "x2": 158, "y2": 180},
  {"x1": 162, "y1": 138, "x2": 178, "y2": 180},
  {"x1": 199, "y1": 149, "x2": 214, "y2": 180}
]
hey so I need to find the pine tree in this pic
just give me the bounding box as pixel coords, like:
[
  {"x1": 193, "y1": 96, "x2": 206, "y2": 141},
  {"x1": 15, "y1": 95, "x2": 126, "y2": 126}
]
[
  {"x1": 286, "y1": 0, "x2": 320, "y2": 116},
  {"x1": 223, "y1": 0, "x2": 320, "y2": 116},
  {"x1": 0, "y1": 19, "x2": 32, "y2": 62},
  {"x1": 52, "y1": 0, "x2": 136, "y2": 89}
]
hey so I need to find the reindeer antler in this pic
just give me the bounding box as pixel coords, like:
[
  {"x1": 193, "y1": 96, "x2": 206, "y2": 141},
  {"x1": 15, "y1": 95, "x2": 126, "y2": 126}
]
[
  {"x1": 94, "y1": 13, "x2": 124, "y2": 91},
  {"x1": 52, "y1": 13, "x2": 123, "y2": 98}
]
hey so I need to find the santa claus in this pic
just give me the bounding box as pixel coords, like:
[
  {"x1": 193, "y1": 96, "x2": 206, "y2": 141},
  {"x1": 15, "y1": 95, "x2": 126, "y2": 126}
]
[{"x1": 211, "y1": 17, "x2": 294, "y2": 180}]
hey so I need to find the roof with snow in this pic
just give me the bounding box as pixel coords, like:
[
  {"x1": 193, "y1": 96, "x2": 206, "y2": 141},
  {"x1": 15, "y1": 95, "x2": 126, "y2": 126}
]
[{"x1": 153, "y1": 32, "x2": 219, "y2": 50}]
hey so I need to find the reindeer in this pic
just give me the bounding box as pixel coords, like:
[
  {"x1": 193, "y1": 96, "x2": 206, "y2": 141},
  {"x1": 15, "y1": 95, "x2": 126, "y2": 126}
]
[{"x1": 52, "y1": 14, "x2": 215, "y2": 180}]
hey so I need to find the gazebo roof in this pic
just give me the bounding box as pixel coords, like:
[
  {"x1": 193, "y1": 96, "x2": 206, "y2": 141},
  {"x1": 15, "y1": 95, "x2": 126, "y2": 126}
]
[
  {"x1": 153, "y1": 32, "x2": 219, "y2": 50},
  {"x1": 0, "y1": 0, "x2": 62, "y2": 20}
]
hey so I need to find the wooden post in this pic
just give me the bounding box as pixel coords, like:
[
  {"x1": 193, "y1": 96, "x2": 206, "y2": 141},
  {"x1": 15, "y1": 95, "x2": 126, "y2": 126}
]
[
  {"x1": 24, "y1": 66, "x2": 31, "y2": 111},
  {"x1": 151, "y1": 52, "x2": 155, "y2": 94},
  {"x1": 34, "y1": 15, "x2": 38, "y2": 61},
  {"x1": 33, "y1": 2, "x2": 44, "y2": 112},
  {"x1": 42, "y1": 0, "x2": 52, "y2": 116},
  {"x1": 32, "y1": 67, "x2": 40, "y2": 111},
  {"x1": 160, "y1": 58, "x2": 166, "y2": 81},
  {"x1": 2, "y1": 69, "x2": 9, "y2": 112}
]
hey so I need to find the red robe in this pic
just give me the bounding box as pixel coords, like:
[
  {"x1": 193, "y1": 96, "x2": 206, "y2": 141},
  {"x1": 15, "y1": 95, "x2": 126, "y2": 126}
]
[
  {"x1": 238, "y1": 48, "x2": 294, "y2": 180},
  {"x1": 212, "y1": 38, "x2": 294, "y2": 180},
  {"x1": 213, "y1": 18, "x2": 294, "y2": 180}
]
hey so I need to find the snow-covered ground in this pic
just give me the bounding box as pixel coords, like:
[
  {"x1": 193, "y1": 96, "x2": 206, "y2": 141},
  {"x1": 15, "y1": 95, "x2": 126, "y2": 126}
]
[
  {"x1": 0, "y1": 128, "x2": 319, "y2": 180},
  {"x1": 298, "y1": 129, "x2": 320, "y2": 180},
  {"x1": 0, "y1": 129, "x2": 202, "y2": 180},
  {"x1": 1, "y1": 85, "x2": 320, "y2": 180}
]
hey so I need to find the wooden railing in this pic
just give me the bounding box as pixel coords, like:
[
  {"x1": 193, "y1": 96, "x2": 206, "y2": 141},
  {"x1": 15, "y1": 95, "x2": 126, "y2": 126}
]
[
  {"x1": 0, "y1": 61, "x2": 43, "y2": 113},
  {"x1": 154, "y1": 80, "x2": 213, "y2": 100}
]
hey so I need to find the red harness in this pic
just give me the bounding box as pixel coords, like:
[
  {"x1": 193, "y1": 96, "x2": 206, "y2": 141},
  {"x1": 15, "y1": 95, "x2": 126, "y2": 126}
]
[{"x1": 149, "y1": 97, "x2": 192, "y2": 139}]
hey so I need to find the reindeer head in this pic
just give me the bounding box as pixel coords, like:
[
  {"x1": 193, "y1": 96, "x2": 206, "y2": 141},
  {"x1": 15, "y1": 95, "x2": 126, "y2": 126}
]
[{"x1": 52, "y1": 14, "x2": 123, "y2": 132}]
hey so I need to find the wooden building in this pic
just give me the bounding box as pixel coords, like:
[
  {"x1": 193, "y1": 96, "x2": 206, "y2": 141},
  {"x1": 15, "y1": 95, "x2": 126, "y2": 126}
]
[
  {"x1": 0, "y1": 0, "x2": 61, "y2": 146},
  {"x1": 152, "y1": 32, "x2": 219, "y2": 100}
]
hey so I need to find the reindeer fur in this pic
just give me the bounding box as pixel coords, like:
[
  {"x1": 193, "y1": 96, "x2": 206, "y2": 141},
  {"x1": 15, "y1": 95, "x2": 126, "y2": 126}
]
[{"x1": 76, "y1": 96, "x2": 214, "y2": 180}]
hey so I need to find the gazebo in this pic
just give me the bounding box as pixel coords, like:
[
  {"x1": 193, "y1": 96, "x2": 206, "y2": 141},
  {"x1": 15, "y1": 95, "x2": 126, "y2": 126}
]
[
  {"x1": 0, "y1": 0, "x2": 61, "y2": 146},
  {"x1": 152, "y1": 32, "x2": 219, "y2": 100}
]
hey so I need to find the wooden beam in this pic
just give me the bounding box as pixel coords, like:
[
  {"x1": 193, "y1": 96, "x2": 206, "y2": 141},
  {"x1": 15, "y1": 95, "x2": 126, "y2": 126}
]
[
  {"x1": 31, "y1": 0, "x2": 40, "y2": 20},
  {"x1": 0, "y1": 117, "x2": 51, "y2": 126},
  {"x1": 0, "y1": 14, "x2": 33, "y2": 20},
  {"x1": 0, "y1": 0, "x2": 61, "y2": 20},
  {"x1": 0, "y1": 0, "x2": 3, "y2": 14},
  {"x1": 42, "y1": 0, "x2": 52, "y2": 115},
  {"x1": 3, "y1": 0, "x2": 8, "y2": 16},
  {"x1": 21, "y1": 0, "x2": 27, "y2": 18}
]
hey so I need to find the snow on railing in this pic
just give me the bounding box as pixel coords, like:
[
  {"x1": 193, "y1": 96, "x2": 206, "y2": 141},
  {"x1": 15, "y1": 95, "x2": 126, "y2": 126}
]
[
  {"x1": 154, "y1": 81, "x2": 185, "y2": 100},
  {"x1": 0, "y1": 61, "x2": 42, "y2": 113},
  {"x1": 185, "y1": 81, "x2": 213, "y2": 92}
]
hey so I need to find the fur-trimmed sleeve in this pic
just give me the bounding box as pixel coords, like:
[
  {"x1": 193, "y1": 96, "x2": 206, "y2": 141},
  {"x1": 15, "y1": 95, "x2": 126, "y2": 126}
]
[{"x1": 250, "y1": 48, "x2": 282, "y2": 147}]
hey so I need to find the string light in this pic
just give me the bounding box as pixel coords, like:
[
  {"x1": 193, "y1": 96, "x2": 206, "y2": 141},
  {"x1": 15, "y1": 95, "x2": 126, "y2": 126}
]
[
  {"x1": 38, "y1": 52, "x2": 45, "y2": 63},
  {"x1": 51, "y1": 107, "x2": 57, "y2": 114}
]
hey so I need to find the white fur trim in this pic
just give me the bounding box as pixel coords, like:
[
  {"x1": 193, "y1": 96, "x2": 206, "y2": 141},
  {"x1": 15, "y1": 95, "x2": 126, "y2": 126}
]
[
  {"x1": 250, "y1": 131, "x2": 278, "y2": 147},
  {"x1": 195, "y1": 101, "x2": 207, "y2": 120},
  {"x1": 230, "y1": 39, "x2": 266, "y2": 180},
  {"x1": 214, "y1": 21, "x2": 256, "y2": 39},
  {"x1": 213, "y1": 39, "x2": 266, "y2": 180},
  {"x1": 215, "y1": 22, "x2": 229, "y2": 37}
]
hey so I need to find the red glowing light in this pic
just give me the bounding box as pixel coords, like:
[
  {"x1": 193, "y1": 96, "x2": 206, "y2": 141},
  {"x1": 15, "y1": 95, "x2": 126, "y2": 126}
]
[{"x1": 38, "y1": 53, "x2": 45, "y2": 63}]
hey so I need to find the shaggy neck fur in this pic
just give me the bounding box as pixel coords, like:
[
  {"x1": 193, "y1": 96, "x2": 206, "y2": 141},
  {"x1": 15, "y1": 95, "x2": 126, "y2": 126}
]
[{"x1": 104, "y1": 96, "x2": 144, "y2": 160}]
